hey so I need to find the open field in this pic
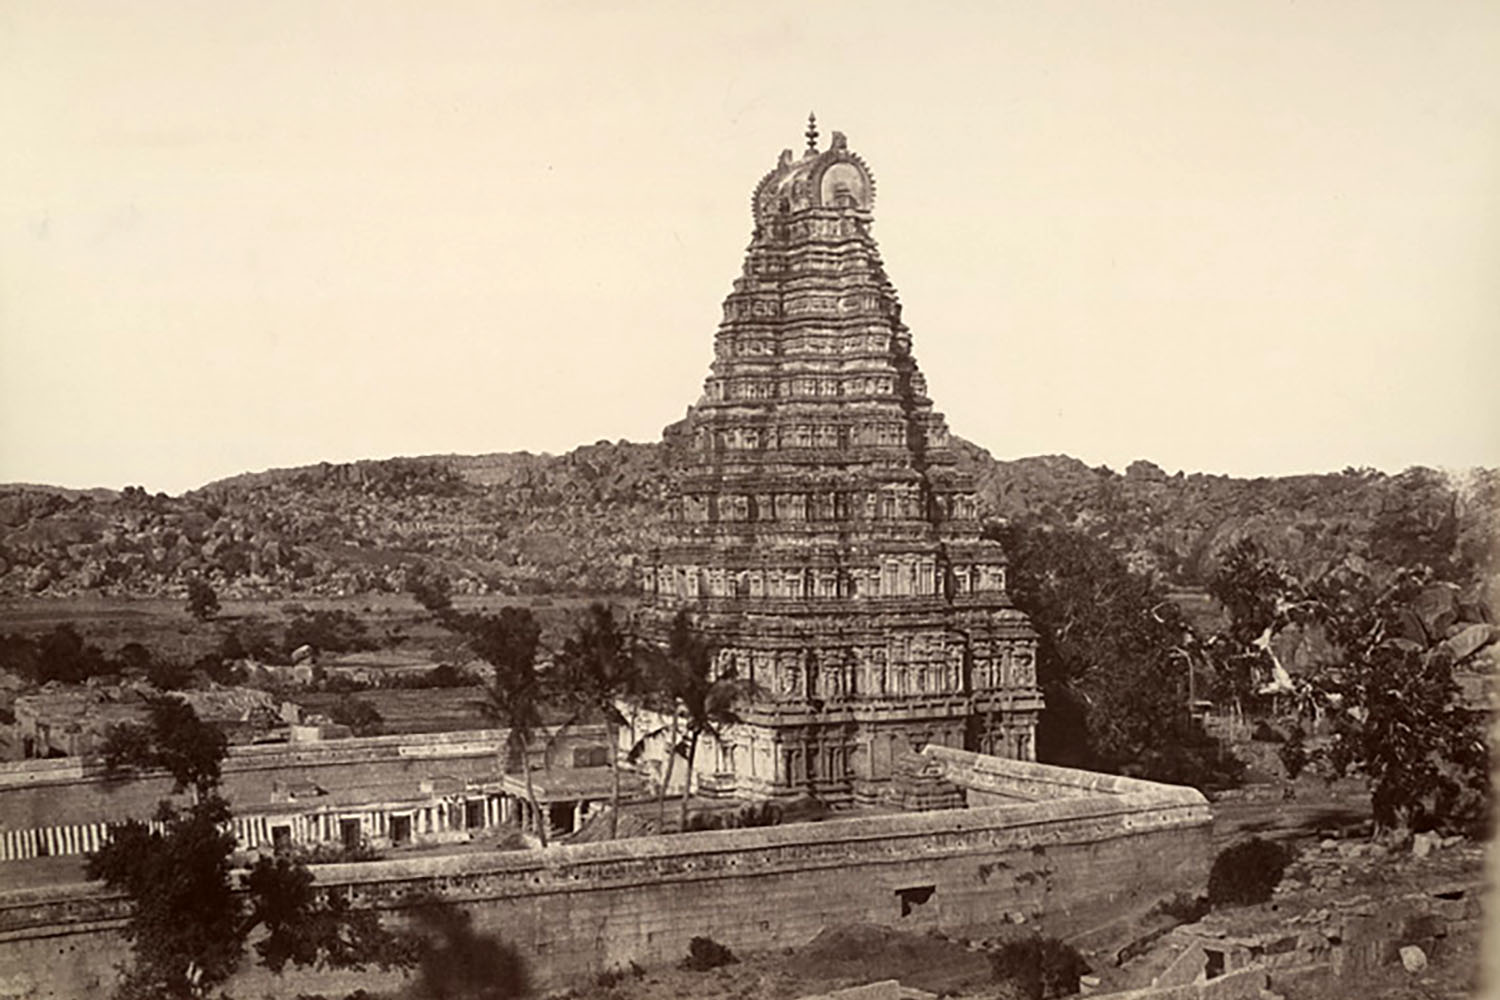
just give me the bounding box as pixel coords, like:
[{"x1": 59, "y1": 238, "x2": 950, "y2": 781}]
[{"x1": 0, "y1": 593, "x2": 639, "y2": 654}]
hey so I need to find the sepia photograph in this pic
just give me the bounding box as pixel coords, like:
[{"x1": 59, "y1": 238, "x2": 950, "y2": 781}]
[{"x1": 1, "y1": 2, "x2": 1497, "y2": 998}]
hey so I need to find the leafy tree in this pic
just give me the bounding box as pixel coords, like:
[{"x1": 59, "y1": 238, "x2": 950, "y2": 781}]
[
  {"x1": 1204, "y1": 539, "x2": 1324, "y2": 712},
  {"x1": 406, "y1": 564, "x2": 454, "y2": 616},
  {"x1": 1210, "y1": 544, "x2": 1490, "y2": 836},
  {"x1": 102, "y1": 694, "x2": 227, "y2": 802},
  {"x1": 186, "y1": 578, "x2": 220, "y2": 622},
  {"x1": 327, "y1": 696, "x2": 384, "y2": 737},
  {"x1": 243, "y1": 856, "x2": 415, "y2": 975},
  {"x1": 554, "y1": 603, "x2": 643, "y2": 839},
  {"x1": 1310, "y1": 566, "x2": 1490, "y2": 835},
  {"x1": 1209, "y1": 539, "x2": 1297, "y2": 646},
  {"x1": 37, "y1": 624, "x2": 110, "y2": 684},
  {"x1": 89, "y1": 700, "x2": 411, "y2": 998},
  {"x1": 88, "y1": 795, "x2": 243, "y2": 998},
  {"x1": 466, "y1": 607, "x2": 550, "y2": 846},
  {"x1": 986, "y1": 521, "x2": 1240, "y2": 789}
]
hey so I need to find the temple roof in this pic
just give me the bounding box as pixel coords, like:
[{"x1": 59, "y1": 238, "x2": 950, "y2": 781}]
[{"x1": 752, "y1": 123, "x2": 875, "y2": 225}]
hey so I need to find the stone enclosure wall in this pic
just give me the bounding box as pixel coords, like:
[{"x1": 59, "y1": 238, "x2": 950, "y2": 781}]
[{"x1": 0, "y1": 748, "x2": 1211, "y2": 998}]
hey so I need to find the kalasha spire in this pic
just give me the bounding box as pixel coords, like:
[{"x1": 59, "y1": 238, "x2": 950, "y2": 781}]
[{"x1": 804, "y1": 111, "x2": 819, "y2": 152}]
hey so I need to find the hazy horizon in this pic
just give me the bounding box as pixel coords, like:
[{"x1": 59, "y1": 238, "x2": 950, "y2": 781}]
[{"x1": 4, "y1": 1, "x2": 1498, "y2": 495}]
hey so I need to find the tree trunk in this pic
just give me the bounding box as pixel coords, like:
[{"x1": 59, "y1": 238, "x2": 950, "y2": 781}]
[
  {"x1": 656, "y1": 711, "x2": 680, "y2": 829},
  {"x1": 680, "y1": 730, "x2": 701, "y2": 831},
  {"x1": 608, "y1": 720, "x2": 621, "y2": 840},
  {"x1": 518, "y1": 732, "x2": 548, "y2": 848}
]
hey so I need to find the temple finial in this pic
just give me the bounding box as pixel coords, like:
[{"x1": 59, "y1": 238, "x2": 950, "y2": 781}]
[{"x1": 805, "y1": 112, "x2": 819, "y2": 152}]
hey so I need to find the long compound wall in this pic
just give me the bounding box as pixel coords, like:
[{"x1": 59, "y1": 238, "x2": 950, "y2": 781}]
[{"x1": 0, "y1": 748, "x2": 1211, "y2": 998}]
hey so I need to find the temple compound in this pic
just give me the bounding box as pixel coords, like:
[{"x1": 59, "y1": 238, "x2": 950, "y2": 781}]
[{"x1": 633, "y1": 120, "x2": 1044, "y2": 805}]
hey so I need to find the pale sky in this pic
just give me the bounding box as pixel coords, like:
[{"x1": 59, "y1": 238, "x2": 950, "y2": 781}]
[{"x1": 2, "y1": 1, "x2": 1497, "y2": 495}]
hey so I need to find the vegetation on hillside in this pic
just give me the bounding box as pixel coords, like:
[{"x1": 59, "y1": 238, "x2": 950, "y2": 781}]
[{"x1": 1, "y1": 443, "x2": 1491, "y2": 605}]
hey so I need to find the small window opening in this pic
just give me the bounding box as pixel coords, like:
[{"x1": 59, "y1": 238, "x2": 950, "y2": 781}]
[{"x1": 896, "y1": 885, "x2": 935, "y2": 917}]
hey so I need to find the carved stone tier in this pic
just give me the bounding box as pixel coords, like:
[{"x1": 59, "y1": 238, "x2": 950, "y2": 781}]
[{"x1": 633, "y1": 125, "x2": 1042, "y2": 805}]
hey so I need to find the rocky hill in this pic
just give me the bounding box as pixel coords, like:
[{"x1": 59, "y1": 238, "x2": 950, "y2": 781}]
[{"x1": 0, "y1": 441, "x2": 1494, "y2": 606}]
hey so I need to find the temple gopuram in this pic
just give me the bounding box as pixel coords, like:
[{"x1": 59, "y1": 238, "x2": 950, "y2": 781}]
[{"x1": 633, "y1": 118, "x2": 1043, "y2": 806}]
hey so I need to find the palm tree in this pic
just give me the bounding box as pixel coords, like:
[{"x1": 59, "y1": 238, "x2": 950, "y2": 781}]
[
  {"x1": 461, "y1": 606, "x2": 550, "y2": 848},
  {"x1": 659, "y1": 613, "x2": 755, "y2": 831},
  {"x1": 554, "y1": 603, "x2": 643, "y2": 839}
]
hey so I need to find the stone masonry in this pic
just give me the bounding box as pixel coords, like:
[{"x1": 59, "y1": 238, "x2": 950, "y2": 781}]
[
  {"x1": 634, "y1": 119, "x2": 1043, "y2": 804},
  {"x1": 0, "y1": 749, "x2": 1211, "y2": 997}
]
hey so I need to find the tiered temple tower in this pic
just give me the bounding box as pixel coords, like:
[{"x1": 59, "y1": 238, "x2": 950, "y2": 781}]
[{"x1": 634, "y1": 120, "x2": 1042, "y2": 805}]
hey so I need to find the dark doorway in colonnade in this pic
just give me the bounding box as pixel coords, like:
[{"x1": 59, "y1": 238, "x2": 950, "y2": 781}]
[
  {"x1": 390, "y1": 814, "x2": 412, "y2": 846},
  {"x1": 549, "y1": 801, "x2": 576, "y2": 835},
  {"x1": 340, "y1": 818, "x2": 361, "y2": 851}
]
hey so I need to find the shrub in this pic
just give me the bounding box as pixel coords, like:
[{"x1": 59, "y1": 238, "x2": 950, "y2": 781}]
[
  {"x1": 1207, "y1": 837, "x2": 1291, "y2": 907},
  {"x1": 283, "y1": 610, "x2": 374, "y2": 657},
  {"x1": 681, "y1": 936, "x2": 737, "y2": 971},
  {"x1": 186, "y1": 578, "x2": 220, "y2": 621},
  {"x1": 594, "y1": 962, "x2": 644, "y2": 988},
  {"x1": 328, "y1": 696, "x2": 384, "y2": 737},
  {"x1": 735, "y1": 801, "x2": 782, "y2": 828},
  {"x1": 296, "y1": 840, "x2": 384, "y2": 864},
  {"x1": 1149, "y1": 891, "x2": 1209, "y2": 924},
  {"x1": 146, "y1": 657, "x2": 194, "y2": 691},
  {"x1": 989, "y1": 936, "x2": 1090, "y2": 1000},
  {"x1": 1278, "y1": 725, "x2": 1309, "y2": 780},
  {"x1": 683, "y1": 801, "x2": 784, "y2": 833},
  {"x1": 1251, "y1": 720, "x2": 1285, "y2": 743},
  {"x1": 683, "y1": 812, "x2": 726, "y2": 832}
]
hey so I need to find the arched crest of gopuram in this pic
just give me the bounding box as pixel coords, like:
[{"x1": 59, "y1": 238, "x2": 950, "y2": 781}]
[
  {"x1": 635, "y1": 118, "x2": 1043, "y2": 806},
  {"x1": 751, "y1": 127, "x2": 876, "y2": 225}
]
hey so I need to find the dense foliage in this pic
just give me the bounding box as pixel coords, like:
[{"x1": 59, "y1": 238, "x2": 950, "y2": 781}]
[
  {"x1": 987, "y1": 521, "x2": 1242, "y2": 789},
  {"x1": 681, "y1": 936, "x2": 737, "y2": 971},
  {"x1": 87, "y1": 701, "x2": 412, "y2": 998},
  {"x1": 186, "y1": 578, "x2": 220, "y2": 621},
  {"x1": 1206, "y1": 837, "x2": 1291, "y2": 907},
  {"x1": 3, "y1": 446, "x2": 1491, "y2": 602},
  {"x1": 326, "y1": 695, "x2": 384, "y2": 736},
  {"x1": 988, "y1": 935, "x2": 1090, "y2": 1000},
  {"x1": 1208, "y1": 541, "x2": 1491, "y2": 836}
]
